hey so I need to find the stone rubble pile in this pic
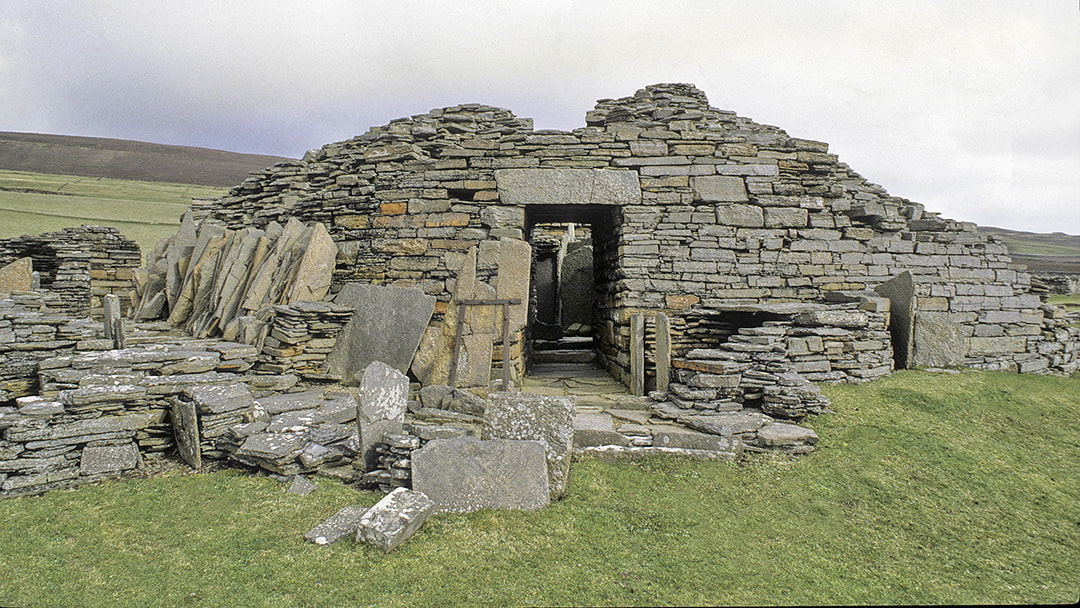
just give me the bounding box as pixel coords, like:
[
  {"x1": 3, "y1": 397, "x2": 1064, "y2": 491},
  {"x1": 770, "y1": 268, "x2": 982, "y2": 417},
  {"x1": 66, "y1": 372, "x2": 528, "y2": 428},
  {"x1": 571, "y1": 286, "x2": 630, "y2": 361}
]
[{"x1": 253, "y1": 300, "x2": 354, "y2": 379}]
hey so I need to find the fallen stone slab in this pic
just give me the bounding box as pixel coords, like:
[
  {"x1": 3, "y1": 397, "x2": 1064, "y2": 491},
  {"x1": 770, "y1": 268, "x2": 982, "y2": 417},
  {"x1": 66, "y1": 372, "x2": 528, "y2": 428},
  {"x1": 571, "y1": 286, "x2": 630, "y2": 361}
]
[
  {"x1": 652, "y1": 427, "x2": 743, "y2": 454},
  {"x1": 256, "y1": 389, "x2": 326, "y2": 415},
  {"x1": 483, "y1": 392, "x2": 574, "y2": 500},
  {"x1": 755, "y1": 423, "x2": 819, "y2": 447},
  {"x1": 304, "y1": 505, "x2": 369, "y2": 545},
  {"x1": 235, "y1": 432, "x2": 308, "y2": 461},
  {"x1": 356, "y1": 487, "x2": 435, "y2": 553},
  {"x1": 287, "y1": 474, "x2": 317, "y2": 495},
  {"x1": 679, "y1": 412, "x2": 770, "y2": 436},
  {"x1": 411, "y1": 436, "x2": 549, "y2": 514}
]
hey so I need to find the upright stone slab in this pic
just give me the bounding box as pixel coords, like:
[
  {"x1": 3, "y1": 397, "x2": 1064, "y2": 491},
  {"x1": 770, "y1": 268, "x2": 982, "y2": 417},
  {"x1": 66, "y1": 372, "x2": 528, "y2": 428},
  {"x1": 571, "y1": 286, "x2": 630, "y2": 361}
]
[
  {"x1": 356, "y1": 487, "x2": 435, "y2": 552},
  {"x1": 483, "y1": 392, "x2": 575, "y2": 500},
  {"x1": 411, "y1": 436, "x2": 550, "y2": 514},
  {"x1": 356, "y1": 361, "x2": 408, "y2": 471},
  {"x1": 326, "y1": 283, "x2": 436, "y2": 381},
  {"x1": 0, "y1": 257, "x2": 34, "y2": 296},
  {"x1": 911, "y1": 311, "x2": 969, "y2": 368},
  {"x1": 875, "y1": 271, "x2": 915, "y2": 369},
  {"x1": 630, "y1": 313, "x2": 646, "y2": 396},
  {"x1": 103, "y1": 294, "x2": 124, "y2": 349},
  {"x1": 655, "y1": 312, "x2": 671, "y2": 393},
  {"x1": 171, "y1": 397, "x2": 201, "y2": 469}
]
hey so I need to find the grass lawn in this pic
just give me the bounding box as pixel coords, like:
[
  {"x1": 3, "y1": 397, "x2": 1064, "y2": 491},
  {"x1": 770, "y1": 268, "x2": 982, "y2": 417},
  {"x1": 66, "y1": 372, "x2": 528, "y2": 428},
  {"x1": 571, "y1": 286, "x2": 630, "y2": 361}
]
[
  {"x1": 1, "y1": 369, "x2": 1078, "y2": 607},
  {"x1": 0, "y1": 169, "x2": 224, "y2": 255}
]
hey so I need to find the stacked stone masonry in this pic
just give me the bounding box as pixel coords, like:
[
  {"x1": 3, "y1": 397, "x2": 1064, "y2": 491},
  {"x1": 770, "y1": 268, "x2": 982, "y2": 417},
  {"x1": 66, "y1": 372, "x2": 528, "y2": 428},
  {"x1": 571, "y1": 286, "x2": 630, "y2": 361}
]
[
  {"x1": 0, "y1": 226, "x2": 141, "y2": 316},
  {"x1": 198, "y1": 83, "x2": 1076, "y2": 381}
]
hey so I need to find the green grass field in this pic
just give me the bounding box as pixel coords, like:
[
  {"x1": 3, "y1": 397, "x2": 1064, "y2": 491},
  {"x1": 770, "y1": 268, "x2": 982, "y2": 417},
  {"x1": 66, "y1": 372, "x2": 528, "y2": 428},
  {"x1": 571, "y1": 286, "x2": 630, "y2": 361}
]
[
  {"x1": 0, "y1": 370, "x2": 1076, "y2": 607},
  {"x1": 0, "y1": 169, "x2": 225, "y2": 254}
]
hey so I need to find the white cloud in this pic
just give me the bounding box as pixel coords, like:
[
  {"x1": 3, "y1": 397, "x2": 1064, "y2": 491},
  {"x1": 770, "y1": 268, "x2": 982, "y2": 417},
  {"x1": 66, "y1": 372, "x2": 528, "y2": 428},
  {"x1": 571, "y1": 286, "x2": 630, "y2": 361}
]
[{"x1": 1, "y1": 0, "x2": 1076, "y2": 232}]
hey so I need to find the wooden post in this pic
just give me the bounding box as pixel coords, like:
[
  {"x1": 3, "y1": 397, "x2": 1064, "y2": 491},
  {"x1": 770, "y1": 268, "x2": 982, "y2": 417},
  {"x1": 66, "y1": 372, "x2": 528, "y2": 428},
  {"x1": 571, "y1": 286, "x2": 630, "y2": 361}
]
[{"x1": 630, "y1": 312, "x2": 645, "y2": 396}]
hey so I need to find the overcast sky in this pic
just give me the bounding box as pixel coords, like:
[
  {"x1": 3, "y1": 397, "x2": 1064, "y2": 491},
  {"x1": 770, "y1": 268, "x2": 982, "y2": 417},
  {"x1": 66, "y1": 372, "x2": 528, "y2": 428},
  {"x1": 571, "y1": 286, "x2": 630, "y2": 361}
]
[{"x1": 2, "y1": 1, "x2": 1077, "y2": 233}]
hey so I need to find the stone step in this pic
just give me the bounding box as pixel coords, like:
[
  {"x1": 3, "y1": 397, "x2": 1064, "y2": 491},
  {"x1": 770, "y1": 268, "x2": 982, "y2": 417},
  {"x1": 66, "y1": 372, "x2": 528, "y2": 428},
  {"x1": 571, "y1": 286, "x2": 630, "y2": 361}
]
[
  {"x1": 532, "y1": 337, "x2": 595, "y2": 351},
  {"x1": 531, "y1": 349, "x2": 596, "y2": 364}
]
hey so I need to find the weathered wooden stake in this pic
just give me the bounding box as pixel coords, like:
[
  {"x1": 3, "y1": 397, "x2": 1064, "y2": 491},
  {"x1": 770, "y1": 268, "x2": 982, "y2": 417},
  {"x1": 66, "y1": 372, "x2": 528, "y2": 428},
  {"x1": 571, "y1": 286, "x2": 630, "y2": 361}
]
[
  {"x1": 655, "y1": 312, "x2": 671, "y2": 393},
  {"x1": 630, "y1": 312, "x2": 645, "y2": 396}
]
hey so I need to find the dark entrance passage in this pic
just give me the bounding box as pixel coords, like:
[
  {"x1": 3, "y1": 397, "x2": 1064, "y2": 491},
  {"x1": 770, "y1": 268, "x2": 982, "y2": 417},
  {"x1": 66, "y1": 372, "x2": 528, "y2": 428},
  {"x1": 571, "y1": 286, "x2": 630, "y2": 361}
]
[{"x1": 524, "y1": 205, "x2": 621, "y2": 373}]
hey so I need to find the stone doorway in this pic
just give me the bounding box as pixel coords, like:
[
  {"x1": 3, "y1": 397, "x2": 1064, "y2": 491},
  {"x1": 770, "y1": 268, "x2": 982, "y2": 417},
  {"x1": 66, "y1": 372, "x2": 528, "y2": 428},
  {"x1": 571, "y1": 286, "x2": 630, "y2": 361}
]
[{"x1": 524, "y1": 205, "x2": 620, "y2": 374}]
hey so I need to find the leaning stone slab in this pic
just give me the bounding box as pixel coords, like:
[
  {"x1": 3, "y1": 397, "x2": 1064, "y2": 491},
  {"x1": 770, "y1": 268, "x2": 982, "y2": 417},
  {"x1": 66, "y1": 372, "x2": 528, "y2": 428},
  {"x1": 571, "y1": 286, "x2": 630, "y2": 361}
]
[
  {"x1": 79, "y1": 442, "x2": 139, "y2": 475},
  {"x1": 411, "y1": 436, "x2": 550, "y2": 514},
  {"x1": 356, "y1": 487, "x2": 435, "y2": 553},
  {"x1": 326, "y1": 283, "x2": 436, "y2": 381},
  {"x1": 304, "y1": 505, "x2": 369, "y2": 545},
  {"x1": 171, "y1": 396, "x2": 201, "y2": 469},
  {"x1": 483, "y1": 392, "x2": 574, "y2": 500}
]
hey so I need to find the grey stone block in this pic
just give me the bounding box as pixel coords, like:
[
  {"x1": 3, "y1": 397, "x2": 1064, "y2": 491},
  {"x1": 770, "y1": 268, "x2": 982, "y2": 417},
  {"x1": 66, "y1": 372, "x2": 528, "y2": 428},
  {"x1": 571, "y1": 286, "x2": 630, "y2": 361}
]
[
  {"x1": 411, "y1": 437, "x2": 550, "y2": 514},
  {"x1": 494, "y1": 168, "x2": 641, "y2": 206},
  {"x1": 483, "y1": 392, "x2": 574, "y2": 500},
  {"x1": 356, "y1": 487, "x2": 435, "y2": 552},
  {"x1": 692, "y1": 175, "x2": 749, "y2": 202},
  {"x1": 79, "y1": 442, "x2": 139, "y2": 475}
]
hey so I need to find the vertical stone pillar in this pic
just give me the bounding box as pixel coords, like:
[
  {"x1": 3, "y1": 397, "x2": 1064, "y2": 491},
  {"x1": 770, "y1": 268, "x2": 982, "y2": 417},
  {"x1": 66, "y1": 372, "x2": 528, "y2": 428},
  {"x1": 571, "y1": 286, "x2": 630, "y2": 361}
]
[
  {"x1": 630, "y1": 313, "x2": 645, "y2": 396},
  {"x1": 103, "y1": 293, "x2": 125, "y2": 349},
  {"x1": 655, "y1": 312, "x2": 671, "y2": 393}
]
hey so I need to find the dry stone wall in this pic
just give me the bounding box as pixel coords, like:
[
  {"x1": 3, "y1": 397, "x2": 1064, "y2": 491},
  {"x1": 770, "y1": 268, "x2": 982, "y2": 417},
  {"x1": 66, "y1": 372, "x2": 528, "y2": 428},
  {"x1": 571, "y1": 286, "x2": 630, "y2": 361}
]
[
  {"x1": 194, "y1": 83, "x2": 1077, "y2": 383},
  {"x1": 0, "y1": 226, "x2": 141, "y2": 316}
]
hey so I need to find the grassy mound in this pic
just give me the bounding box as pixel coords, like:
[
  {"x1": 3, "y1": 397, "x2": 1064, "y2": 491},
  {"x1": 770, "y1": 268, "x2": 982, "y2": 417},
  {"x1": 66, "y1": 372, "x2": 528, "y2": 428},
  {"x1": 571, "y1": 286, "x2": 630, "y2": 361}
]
[{"x1": 0, "y1": 370, "x2": 1077, "y2": 607}]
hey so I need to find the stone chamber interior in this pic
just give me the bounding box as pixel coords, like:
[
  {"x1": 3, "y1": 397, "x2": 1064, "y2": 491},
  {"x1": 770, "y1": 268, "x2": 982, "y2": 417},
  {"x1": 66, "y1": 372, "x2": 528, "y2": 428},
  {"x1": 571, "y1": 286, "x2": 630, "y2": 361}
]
[{"x1": 524, "y1": 204, "x2": 621, "y2": 374}]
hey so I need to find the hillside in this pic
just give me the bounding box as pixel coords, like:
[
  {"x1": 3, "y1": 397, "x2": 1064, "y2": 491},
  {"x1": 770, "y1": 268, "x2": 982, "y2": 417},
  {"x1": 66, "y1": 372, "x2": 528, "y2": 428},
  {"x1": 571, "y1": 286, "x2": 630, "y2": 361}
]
[
  {"x1": 978, "y1": 226, "x2": 1080, "y2": 274},
  {"x1": 0, "y1": 131, "x2": 290, "y2": 187}
]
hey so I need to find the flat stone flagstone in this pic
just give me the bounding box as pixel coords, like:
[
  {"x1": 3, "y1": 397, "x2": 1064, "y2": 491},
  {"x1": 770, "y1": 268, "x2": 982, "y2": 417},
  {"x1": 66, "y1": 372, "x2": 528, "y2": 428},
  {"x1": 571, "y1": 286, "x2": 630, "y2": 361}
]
[{"x1": 304, "y1": 505, "x2": 369, "y2": 545}]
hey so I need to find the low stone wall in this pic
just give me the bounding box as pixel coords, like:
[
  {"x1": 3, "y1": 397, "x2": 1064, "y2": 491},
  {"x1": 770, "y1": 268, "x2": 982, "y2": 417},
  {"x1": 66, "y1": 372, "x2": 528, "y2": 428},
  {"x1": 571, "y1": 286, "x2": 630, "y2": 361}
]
[
  {"x1": 253, "y1": 301, "x2": 354, "y2": 378},
  {"x1": 0, "y1": 292, "x2": 101, "y2": 402},
  {"x1": 0, "y1": 337, "x2": 284, "y2": 498},
  {"x1": 666, "y1": 302, "x2": 892, "y2": 419}
]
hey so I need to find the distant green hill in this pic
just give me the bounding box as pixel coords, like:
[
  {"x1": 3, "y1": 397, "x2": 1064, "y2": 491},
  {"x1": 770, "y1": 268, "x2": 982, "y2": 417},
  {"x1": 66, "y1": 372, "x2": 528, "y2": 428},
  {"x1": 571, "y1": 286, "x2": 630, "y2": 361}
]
[
  {"x1": 0, "y1": 131, "x2": 289, "y2": 187},
  {"x1": 977, "y1": 226, "x2": 1080, "y2": 274}
]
